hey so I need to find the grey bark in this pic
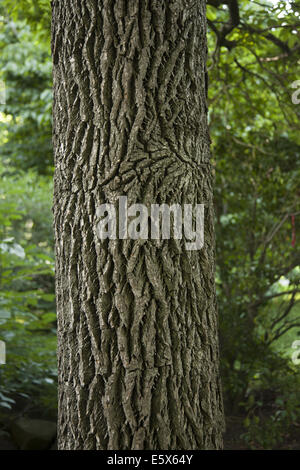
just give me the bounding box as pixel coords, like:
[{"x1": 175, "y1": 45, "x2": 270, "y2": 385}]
[{"x1": 52, "y1": 0, "x2": 224, "y2": 450}]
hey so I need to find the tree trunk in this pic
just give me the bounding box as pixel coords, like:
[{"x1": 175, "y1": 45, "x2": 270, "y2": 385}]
[{"x1": 52, "y1": 0, "x2": 224, "y2": 450}]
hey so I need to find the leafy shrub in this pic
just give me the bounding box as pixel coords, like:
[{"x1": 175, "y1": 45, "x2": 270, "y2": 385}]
[{"x1": 0, "y1": 164, "x2": 56, "y2": 416}]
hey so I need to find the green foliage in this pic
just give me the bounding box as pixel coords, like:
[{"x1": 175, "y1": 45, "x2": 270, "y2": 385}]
[
  {"x1": 0, "y1": 163, "x2": 56, "y2": 414},
  {"x1": 0, "y1": 14, "x2": 52, "y2": 174},
  {"x1": 0, "y1": 0, "x2": 299, "y2": 448},
  {"x1": 0, "y1": 0, "x2": 51, "y2": 41},
  {"x1": 0, "y1": 1, "x2": 55, "y2": 418},
  {"x1": 208, "y1": 0, "x2": 300, "y2": 447},
  {"x1": 241, "y1": 363, "x2": 300, "y2": 449}
]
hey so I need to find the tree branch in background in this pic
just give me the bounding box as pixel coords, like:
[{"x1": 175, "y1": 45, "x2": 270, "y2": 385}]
[{"x1": 207, "y1": 0, "x2": 240, "y2": 50}]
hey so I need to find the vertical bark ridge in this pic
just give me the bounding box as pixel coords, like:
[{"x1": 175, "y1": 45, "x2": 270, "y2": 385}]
[{"x1": 52, "y1": 0, "x2": 224, "y2": 450}]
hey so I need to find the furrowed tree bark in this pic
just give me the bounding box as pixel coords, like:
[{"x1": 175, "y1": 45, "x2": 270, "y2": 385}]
[{"x1": 52, "y1": 0, "x2": 224, "y2": 450}]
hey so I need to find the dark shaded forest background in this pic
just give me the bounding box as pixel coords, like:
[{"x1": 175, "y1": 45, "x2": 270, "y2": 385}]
[{"x1": 0, "y1": 0, "x2": 299, "y2": 450}]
